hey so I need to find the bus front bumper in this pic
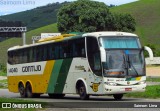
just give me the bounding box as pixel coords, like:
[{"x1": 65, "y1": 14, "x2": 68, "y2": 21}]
[{"x1": 104, "y1": 84, "x2": 146, "y2": 94}]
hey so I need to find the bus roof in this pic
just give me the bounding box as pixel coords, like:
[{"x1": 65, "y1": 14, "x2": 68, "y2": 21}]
[
  {"x1": 7, "y1": 35, "x2": 82, "y2": 51},
  {"x1": 8, "y1": 31, "x2": 138, "y2": 51},
  {"x1": 82, "y1": 31, "x2": 138, "y2": 38}
]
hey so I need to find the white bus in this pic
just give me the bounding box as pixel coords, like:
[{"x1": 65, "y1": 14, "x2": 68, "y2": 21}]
[{"x1": 7, "y1": 32, "x2": 152, "y2": 100}]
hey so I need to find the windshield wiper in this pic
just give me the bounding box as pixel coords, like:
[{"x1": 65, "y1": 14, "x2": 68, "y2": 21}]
[
  {"x1": 127, "y1": 55, "x2": 139, "y2": 77},
  {"x1": 123, "y1": 54, "x2": 129, "y2": 76}
]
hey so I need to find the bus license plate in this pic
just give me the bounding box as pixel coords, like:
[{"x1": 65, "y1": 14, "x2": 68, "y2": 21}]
[{"x1": 125, "y1": 88, "x2": 132, "y2": 91}]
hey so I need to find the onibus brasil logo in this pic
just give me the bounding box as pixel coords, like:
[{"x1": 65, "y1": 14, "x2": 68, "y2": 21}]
[{"x1": 1, "y1": 103, "x2": 43, "y2": 109}]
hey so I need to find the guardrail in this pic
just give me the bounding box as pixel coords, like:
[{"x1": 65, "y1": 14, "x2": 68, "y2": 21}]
[{"x1": 145, "y1": 57, "x2": 160, "y2": 65}]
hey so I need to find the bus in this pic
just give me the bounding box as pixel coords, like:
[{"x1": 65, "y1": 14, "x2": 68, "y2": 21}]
[{"x1": 7, "y1": 31, "x2": 153, "y2": 100}]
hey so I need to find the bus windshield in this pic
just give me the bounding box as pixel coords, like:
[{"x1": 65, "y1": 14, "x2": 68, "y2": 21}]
[
  {"x1": 99, "y1": 36, "x2": 140, "y2": 49},
  {"x1": 103, "y1": 50, "x2": 145, "y2": 77},
  {"x1": 99, "y1": 36, "x2": 145, "y2": 78}
]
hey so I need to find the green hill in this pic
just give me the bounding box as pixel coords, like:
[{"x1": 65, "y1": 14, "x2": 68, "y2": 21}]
[
  {"x1": 0, "y1": 2, "x2": 69, "y2": 30},
  {"x1": 111, "y1": 0, "x2": 160, "y2": 56},
  {"x1": 0, "y1": 23, "x2": 58, "y2": 65}
]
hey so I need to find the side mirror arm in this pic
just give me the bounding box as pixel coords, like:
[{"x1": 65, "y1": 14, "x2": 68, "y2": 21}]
[{"x1": 144, "y1": 46, "x2": 153, "y2": 60}]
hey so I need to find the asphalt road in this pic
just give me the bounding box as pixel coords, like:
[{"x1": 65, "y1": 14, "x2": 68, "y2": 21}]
[
  {"x1": 0, "y1": 89, "x2": 160, "y2": 102},
  {"x1": 0, "y1": 89, "x2": 160, "y2": 111}
]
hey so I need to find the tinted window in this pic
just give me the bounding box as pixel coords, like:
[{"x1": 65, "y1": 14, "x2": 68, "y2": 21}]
[
  {"x1": 8, "y1": 37, "x2": 86, "y2": 64},
  {"x1": 87, "y1": 37, "x2": 102, "y2": 76}
]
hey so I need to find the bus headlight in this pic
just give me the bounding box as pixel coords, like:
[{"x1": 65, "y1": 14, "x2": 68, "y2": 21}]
[
  {"x1": 105, "y1": 82, "x2": 117, "y2": 86},
  {"x1": 138, "y1": 81, "x2": 146, "y2": 85}
]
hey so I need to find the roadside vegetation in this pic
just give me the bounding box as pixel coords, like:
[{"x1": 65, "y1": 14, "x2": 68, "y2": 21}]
[
  {"x1": 0, "y1": 71, "x2": 6, "y2": 76},
  {"x1": 0, "y1": 79, "x2": 7, "y2": 88},
  {"x1": 126, "y1": 77, "x2": 160, "y2": 98},
  {"x1": 146, "y1": 77, "x2": 160, "y2": 82},
  {"x1": 0, "y1": 64, "x2": 6, "y2": 76},
  {"x1": 125, "y1": 85, "x2": 160, "y2": 99}
]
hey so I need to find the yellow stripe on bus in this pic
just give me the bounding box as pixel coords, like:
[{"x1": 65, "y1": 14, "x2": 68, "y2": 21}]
[{"x1": 7, "y1": 60, "x2": 55, "y2": 93}]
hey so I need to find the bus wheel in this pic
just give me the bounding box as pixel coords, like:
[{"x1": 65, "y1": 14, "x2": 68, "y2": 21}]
[
  {"x1": 26, "y1": 82, "x2": 34, "y2": 98},
  {"x1": 78, "y1": 82, "x2": 89, "y2": 100},
  {"x1": 113, "y1": 94, "x2": 123, "y2": 100},
  {"x1": 18, "y1": 83, "x2": 26, "y2": 98},
  {"x1": 48, "y1": 94, "x2": 65, "y2": 98}
]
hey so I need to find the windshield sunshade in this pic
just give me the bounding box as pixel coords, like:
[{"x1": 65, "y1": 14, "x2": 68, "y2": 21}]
[{"x1": 100, "y1": 37, "x2": 140, "y2": 49}]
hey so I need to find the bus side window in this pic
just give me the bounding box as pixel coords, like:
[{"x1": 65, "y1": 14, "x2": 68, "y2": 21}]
[
  {"x1": 87, "y1": 37, "x2": 101, "y2": 76},
  {"x1": 13, "y1": 51, "x2": 18, "y2": 64},
  {"x1": 33, "y1": 47, "x2": 36, "y2": 62},
  {"x1": 76, "y1": 38, "x2": 85, "y2": 57},
  {"x1": 8, "y1": 51, "x2": 13, "y2": 64},
  {"x1": 70, "y1": 38, "x2": 85, "y2": 58},
  {"x1": 24, "y1": 49, "x2": 28, "y2": 63},
  {"x1": 72, "y1": 43, "x2": 77, "y2": 57},
  {"x1": 48, "y1": 44, "x2": 54, "y2": 60},
  {"x1": 43, "y1": 45, "x2": 47, "y2": 61},
  {"x1": 53, "y1": 43, "x2": 59, "y2": 60},
  {"x1": 29, "y1": 47, "x2": 33, "y2": 63},
  {"x1": 63, "y1": 41, "x2": 68, "y2": 58}
]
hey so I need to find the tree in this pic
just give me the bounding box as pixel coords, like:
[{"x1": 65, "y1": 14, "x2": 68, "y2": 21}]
[
  {"x1": 57, "y1": 0, "x2": 136, "y2": 33},
  {"x1": 108, "y1": 13, "x2": 136, "y2": 32}
]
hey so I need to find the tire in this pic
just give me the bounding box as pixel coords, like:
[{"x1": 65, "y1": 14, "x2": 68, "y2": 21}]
[
  {"x1": 26, "y1": 83, "x2": 34, "y2": 98},
  {"x1": 48, "y1": 94, "x2": 65, "y2": 98},
  {"x1": 78, "y1": 82, "x2": 89, "y2": 100},
  {"x1": 18, "y1": 83, "x2": 26, "y2": 98},
  {"x1": 113, "y1": 94, "x2": 123, "y2": 100}
]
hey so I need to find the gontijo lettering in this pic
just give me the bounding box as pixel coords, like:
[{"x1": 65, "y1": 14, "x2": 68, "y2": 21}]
[{"x1": 22, "y1": 65, "x2": 41, "y2": 72}]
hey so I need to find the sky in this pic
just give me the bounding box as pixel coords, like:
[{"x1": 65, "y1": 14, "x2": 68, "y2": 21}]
[{"x1": 0, "y1": 0, "x2": 138, "y2": 16}]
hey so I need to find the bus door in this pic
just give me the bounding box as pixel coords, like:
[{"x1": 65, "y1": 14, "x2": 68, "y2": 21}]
[{"x1": 86, "y1": 37, "x2": 103, "y2": 94}]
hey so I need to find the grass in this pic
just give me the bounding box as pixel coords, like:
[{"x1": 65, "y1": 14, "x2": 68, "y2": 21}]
[
  {"x1": 125, "y1": 85, "x2": 160, "y2": 99},
  {"x1": 0, "y1": 71, "x2": 6, "y2": 76},
  {"x1": 0, "y1": 79, "x2": 7, "y2": 83},
  {"x1": 146, "y1": 77, "x2": 160, "y2": 82},
  {"x1": 0, "y1": 79, "x2": 7, "y2": 89}
]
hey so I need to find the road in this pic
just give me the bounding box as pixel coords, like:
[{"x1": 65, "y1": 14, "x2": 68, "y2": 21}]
[
  {"x1": 1, "y1": 71, "x2": 160, "y2": 111},
  {"x1": 0, "y1": 89, "x2": 160, "y2": 102},
  {"x1": 0, "y1": 89, "x2": 160, "y2": 111}
]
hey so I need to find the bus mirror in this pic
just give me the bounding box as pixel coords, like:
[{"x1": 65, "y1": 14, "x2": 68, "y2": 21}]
[
  {"x1": 100, "y1": 47, "x2": 106, "y2": 62},
  {"x1": 144, "y1": 46, "x2": 153, "y2": 60}
]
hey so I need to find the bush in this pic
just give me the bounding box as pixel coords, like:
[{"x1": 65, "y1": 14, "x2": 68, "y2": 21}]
[{"x1": 0, "y1": 64, "x2": 7, "y2": 73}]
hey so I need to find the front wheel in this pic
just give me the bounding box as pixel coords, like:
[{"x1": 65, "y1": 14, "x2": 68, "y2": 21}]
[
  {"x1": 78, "y1": 82, "x2": 89, "y2": 100},
  {"x1": 113, "y1": 94, "x2": 123, "y2": 100}
]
